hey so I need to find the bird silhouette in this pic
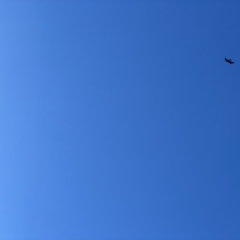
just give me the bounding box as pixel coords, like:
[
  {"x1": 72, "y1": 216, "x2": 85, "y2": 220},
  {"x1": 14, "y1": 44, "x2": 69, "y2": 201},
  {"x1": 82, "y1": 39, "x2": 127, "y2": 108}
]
[{"x1": 225, "y1": 58, "x2": 234, "y2": 64}]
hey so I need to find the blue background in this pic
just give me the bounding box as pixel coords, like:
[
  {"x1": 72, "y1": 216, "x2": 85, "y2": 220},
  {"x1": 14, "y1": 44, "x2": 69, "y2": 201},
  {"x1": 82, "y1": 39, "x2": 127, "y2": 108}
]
[{"x1": 0, "y1": 1, "x2": 239, "y2": 240}]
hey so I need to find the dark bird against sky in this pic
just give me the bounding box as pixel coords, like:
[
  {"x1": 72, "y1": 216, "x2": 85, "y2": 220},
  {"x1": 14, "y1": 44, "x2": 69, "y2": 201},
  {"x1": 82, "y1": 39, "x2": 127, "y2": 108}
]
[{"x1": 225, "y1": 58, "x2": 234, "y2": 64}]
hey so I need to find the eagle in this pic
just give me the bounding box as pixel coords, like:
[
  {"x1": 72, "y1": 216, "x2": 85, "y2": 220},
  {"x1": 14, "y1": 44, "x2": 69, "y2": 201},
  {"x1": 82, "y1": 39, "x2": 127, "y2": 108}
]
[{"x1": 225, "y1": 58, "x2": 234, "y2": 64}]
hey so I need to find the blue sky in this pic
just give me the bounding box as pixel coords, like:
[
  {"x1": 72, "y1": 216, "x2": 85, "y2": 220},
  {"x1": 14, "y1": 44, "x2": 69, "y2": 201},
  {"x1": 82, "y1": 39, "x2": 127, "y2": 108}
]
[{"x1": 0, "y1": 1, "x2": 240, "y2": 240}]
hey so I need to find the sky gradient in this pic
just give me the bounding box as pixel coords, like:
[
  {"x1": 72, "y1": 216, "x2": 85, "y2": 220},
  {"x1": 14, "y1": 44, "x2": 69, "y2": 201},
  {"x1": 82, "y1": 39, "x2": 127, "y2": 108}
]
[{"x1": 0, "y1": 1, "x2": 240, "y2": 240}]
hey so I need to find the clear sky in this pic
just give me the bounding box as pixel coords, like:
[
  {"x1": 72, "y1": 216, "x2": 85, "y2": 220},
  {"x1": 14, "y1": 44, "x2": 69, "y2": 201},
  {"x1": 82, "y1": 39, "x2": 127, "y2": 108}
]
[{"x1": 0, "y1": 1, "x2": 240, "y2": 240}]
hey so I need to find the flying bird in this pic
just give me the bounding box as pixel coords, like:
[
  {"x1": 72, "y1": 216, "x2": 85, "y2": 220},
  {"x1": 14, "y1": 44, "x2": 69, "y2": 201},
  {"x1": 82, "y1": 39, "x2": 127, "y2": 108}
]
[{"x1": 225, "y1": 58, "x2": 234, "y2": 64}]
